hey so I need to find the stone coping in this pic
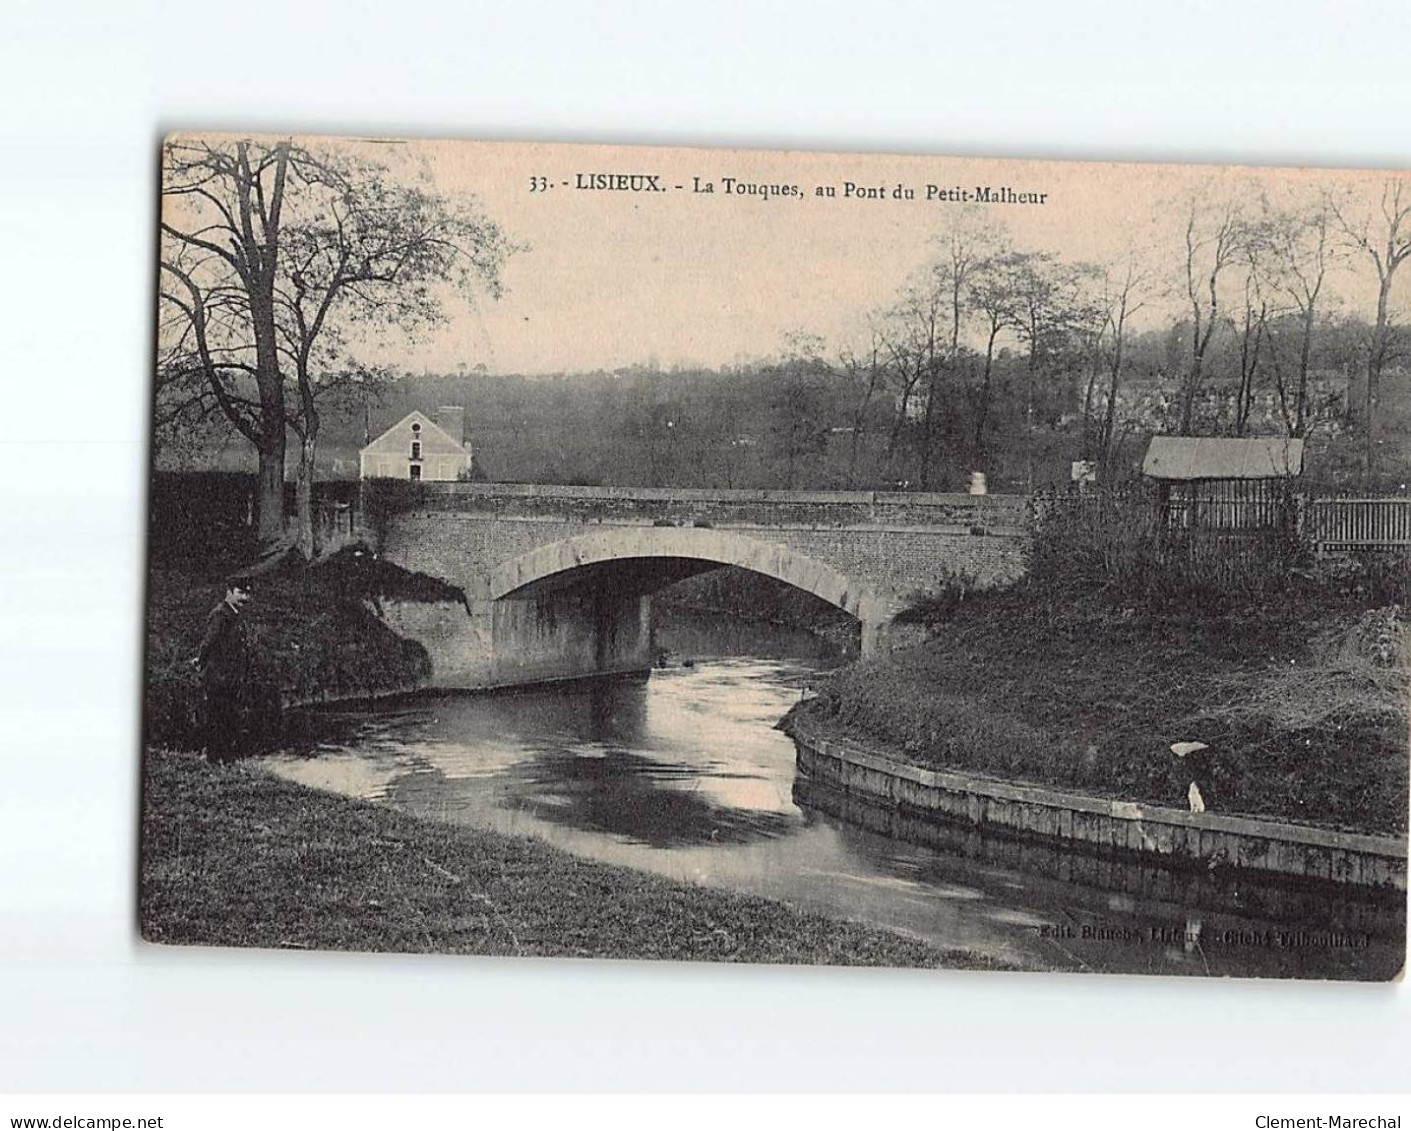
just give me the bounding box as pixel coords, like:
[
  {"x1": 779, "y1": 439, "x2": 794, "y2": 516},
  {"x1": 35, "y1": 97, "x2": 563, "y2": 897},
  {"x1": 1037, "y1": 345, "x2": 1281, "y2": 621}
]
[
  {"x1": 400, "y1": 481, "x2": 1030, "y2": 509},
  {"x1": 392, "y1": 510, "x2": 1031, "y2": 539},
  {"x1": 788, "y1": 721, "x2": 1408, "y2": 862}
]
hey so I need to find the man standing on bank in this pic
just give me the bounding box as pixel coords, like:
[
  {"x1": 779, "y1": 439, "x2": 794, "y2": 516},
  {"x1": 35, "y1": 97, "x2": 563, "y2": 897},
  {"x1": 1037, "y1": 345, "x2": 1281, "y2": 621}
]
[{"x1": 192, "y1": 584, "x2": 252, "y2": 762}]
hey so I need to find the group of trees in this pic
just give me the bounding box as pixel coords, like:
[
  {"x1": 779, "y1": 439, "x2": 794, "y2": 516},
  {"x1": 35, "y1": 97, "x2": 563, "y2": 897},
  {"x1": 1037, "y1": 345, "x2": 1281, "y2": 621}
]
[
  {"x1": 821, "y1": 180, "x2": 1411, "y2": 493},
  {"x1": 156, "y1": 139, "x2": 1411, "y2": 532},
  {"x1": 856, "y1": 214, "x2": 1106, "y2": 490}
]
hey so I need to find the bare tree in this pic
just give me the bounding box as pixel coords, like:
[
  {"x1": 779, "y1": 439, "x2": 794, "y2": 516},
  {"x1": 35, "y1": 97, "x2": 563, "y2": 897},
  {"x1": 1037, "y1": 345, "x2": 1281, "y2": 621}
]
[
  {"x1": 965, "y1": 251, "x2": 1023, "y2": 463},
  {"x1": 838, "y1": 326, "x2": 890, "y2": 487},
  {"x1": 1230, "y1": 261, "x2": 1269, "y2": 436},
  {"x1": 275, "y1": 148, "x2": 509, "y2": 553},
  {"x1": 159, "y1": 136, "x2": 511, "y2": 555},
  {"x1": 1074, "y1": 299, "x2": 1108, "y2": 462},
  {"x1": 876, "y1": 280, "x2": 941, "y2": 474},
  {"x1": 1176, "y1": 188, "x2": 1246, "y2": 434},
  {"x1": 160, "y1": 139, "x2": 295, "y2": 547},
  {"x1": 1250, "y1": 193, "x2": 1337, "y2": 438},
  {"x1": 1096, "y1": 255, "x2": 1148, "y2": 462},
  {"x1": 768, "y1": 331, "x2": 831, "y2": 489},
  {"x1": 1010, "y1": 252, "x2": 1095, "y2": 486},
  {"x1": 878, "y1": 211, "x2": 1005, "y2": 488},
  {"x1": 1331, "y1": 178, "x2": 1411, "y2": 479}
]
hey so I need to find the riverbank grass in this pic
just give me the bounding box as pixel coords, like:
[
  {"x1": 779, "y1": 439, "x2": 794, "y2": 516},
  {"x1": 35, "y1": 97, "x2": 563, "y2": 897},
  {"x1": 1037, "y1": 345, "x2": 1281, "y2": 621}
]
[
  {"x1": 144, "y1": 548, "x2": 460, "y2": 749},
  {"x1": 140, "y1": 748, "x2": 1016, "y2": 969},
  {"x1": 796, "y1": 575, "x2": 1409, "y2": 836}
]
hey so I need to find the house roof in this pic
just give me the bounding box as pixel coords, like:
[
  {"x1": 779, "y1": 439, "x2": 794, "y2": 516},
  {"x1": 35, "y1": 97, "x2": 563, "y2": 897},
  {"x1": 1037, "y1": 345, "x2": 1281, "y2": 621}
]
[
  {"x1": 360, "y1": 410, "x2": 466, "y2": 456},
  {"x1": 1142, "y1": 436, "x2": 1305, "y2": 481}
]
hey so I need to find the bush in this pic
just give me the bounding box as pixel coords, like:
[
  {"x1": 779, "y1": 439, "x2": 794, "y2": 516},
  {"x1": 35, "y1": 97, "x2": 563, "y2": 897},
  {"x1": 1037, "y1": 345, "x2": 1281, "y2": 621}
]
[
  {"x1": 895, "y1": 568, "x2": 981, "y2": 628},
  {"x1": 142, "y1": 553, "x2": 462, "y2": 752},
  {"x1": 1029, "y1": 483, "x2": 1313, "y2": 605},
  {"x1": 1304, "y1": 550, "x2": 1411, "y2": 608}
]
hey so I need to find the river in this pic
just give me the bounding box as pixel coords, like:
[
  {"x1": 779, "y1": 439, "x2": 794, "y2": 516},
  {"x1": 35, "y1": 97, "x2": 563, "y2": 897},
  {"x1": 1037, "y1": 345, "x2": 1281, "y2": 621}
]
[{"x1": 262, "y1": 612, "x2": 1404, "y2": 980}]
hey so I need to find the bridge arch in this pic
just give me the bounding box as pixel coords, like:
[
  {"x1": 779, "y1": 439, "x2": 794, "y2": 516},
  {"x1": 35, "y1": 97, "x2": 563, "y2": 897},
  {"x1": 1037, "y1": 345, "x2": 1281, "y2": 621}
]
[{"x1": 482, "y1": 526, "x2": 902, "y2": 651}]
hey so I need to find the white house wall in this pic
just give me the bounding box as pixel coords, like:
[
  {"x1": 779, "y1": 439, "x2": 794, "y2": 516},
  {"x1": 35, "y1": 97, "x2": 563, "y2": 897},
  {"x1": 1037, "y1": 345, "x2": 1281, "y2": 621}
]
[{"x1": 359, "y1": 453, "x2": 468, "y2": 481}]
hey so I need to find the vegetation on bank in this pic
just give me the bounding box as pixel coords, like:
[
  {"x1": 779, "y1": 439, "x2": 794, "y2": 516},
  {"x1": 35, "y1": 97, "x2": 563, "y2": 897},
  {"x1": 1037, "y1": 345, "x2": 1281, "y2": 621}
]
[
  {"x1": 139, "y1": 748, "x2": 1014, "y2": 969},
  {"x1": 143, "y1": 545, "x2": 462, "y2": 749},
  {"x1": 792, "y1": 506, "x2": 1411, "y2": 837}
]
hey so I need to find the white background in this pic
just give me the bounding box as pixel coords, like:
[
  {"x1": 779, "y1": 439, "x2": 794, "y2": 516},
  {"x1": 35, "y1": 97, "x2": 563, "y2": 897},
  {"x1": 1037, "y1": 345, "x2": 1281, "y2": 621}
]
[{"x1": 1, "y1": 0, "x2": 1408, "y2": 1095}]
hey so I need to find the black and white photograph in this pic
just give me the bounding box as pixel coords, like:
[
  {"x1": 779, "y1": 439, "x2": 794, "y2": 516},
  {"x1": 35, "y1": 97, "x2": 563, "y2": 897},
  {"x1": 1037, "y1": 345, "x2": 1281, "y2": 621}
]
[
  {"x1": 141, "y1": 134, "x2": 1408, "y2": 982},
  {"x1": 7, "y1": 0, "x2": 1411, "y2": 1110}
]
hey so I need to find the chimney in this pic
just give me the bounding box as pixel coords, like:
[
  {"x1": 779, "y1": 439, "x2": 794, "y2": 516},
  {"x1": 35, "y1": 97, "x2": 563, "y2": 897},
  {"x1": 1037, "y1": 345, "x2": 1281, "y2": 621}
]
[{"x1": 433, "y1": 406, "x2": 465, "y2": 446}]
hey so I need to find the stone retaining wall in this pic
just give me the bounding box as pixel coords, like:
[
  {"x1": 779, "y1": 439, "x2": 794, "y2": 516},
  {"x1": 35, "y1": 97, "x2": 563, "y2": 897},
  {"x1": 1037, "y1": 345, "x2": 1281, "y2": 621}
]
[{"x1": 788, "y1": 725, "x2": 1409, "y2": 892}]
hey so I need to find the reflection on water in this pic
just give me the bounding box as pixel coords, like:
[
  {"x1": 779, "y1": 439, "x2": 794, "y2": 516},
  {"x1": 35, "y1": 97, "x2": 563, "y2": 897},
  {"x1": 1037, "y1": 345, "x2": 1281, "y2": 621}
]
[{"x1": 264, "y1": 619, "x2": 1404, "y2": 980}]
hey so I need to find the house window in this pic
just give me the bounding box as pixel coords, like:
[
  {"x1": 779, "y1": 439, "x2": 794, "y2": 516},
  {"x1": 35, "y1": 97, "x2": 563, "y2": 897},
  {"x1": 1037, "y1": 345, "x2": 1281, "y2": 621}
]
[
  {"x1": 409, "y1": 464, "x2": 422, "y2": 481},
  {"x1": 411, "y1": 441, "x2": 422, "y2": 460}
]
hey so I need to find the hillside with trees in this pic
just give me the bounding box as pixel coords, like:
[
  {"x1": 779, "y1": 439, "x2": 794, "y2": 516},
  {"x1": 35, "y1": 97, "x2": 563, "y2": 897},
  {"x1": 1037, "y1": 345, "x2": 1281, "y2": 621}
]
[{"x1": 155, "y1": 154, "x2": 1411, "y2": 514}]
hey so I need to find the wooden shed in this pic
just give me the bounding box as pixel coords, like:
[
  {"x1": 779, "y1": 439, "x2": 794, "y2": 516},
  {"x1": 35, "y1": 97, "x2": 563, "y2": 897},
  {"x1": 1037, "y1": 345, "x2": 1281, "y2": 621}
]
[{"x1": 1142, "y1": 436, "x2": 1304, "y2": 530}]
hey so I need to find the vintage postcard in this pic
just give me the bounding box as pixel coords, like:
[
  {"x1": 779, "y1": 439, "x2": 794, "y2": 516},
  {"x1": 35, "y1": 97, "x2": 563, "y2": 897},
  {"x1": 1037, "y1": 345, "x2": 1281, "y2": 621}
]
[{"x1": 143, "y1": 133, "x2": 1408, "y2": 980}]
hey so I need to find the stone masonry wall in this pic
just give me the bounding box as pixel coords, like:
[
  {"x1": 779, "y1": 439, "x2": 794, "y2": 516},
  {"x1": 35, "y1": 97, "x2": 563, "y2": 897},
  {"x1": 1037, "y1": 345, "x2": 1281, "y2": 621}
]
[
  {"x1": 370, "y1": 483, "x2": 1031, "y2": 603},
  {"x1": 379, "y1": 481, "x2": 1030, "y2": 532}
]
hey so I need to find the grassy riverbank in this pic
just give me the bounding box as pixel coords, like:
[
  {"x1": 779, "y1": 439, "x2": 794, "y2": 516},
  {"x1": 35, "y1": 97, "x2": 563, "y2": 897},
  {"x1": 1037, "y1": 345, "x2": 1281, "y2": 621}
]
[
  {"x1": 143, "y1": 547, "x2": 458, "y2": 749},
  {"x1": 139, "y1": 748, "x2": 1014, "y2": 969},
  {"x1": 793, "y1": 569, "x2": 1410, "y2": 837}
]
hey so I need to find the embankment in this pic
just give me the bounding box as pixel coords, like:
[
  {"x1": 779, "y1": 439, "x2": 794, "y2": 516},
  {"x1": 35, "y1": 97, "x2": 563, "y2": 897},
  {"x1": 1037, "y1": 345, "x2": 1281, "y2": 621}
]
[
  {"x1": 139, "y1": 747, "x2": 1017, "y2": 969},
  {"x1": 143, "y1": 546, "x2": 462, "y2": 749},
  {"x1": 785, "y1": 720, "x2": 1408, "y2": 891},
  {"x1": 789, "y1": 576, "x2": 1409, "y2": 840}
]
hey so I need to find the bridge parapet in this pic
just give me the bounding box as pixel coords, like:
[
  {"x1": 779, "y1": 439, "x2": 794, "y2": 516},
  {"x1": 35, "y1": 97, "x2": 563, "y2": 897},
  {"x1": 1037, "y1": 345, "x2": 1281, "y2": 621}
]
[{"x1": 367, "y1": 481, "x2": 1031, "y2": 534}]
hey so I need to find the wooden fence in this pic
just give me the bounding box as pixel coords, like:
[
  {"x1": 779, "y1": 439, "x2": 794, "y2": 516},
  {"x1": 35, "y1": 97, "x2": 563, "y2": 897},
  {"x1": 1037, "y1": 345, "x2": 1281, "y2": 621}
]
[
  {"x1": 1036, "y1": 485, "x2": 1409, "y2": 595},
  {"x1": 1050, "y1": 485, "x2": 1411, "y2": 554},
  {"x1": 1160, "y1": 479, "x2": 1298, "y2": 533},
  {"x1": 1305, "y1": 497, "x2": 1411, "y2": 555}
]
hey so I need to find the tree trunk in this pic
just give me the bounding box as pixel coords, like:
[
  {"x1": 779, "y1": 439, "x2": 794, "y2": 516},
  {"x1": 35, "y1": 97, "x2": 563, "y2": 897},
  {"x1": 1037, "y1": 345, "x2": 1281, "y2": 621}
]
[
  {"x1": 1080, "y1": 342, "x2": 1102, "y2": 461},
  {"x1": 1364, "y1": 275, "x2": 1392, "y2": 481},
  {"x1": 973, "y1": 328, "x2": 999, "y2": 462},
  {"x1": 1235, "y1": 308, "x2": 1262, "y2": 438},
  {"x1": 1294, "y1": 306, "x2": 1315, "y2": 438},
  {"x1": 1101, "y1": 334, "x2": 1124, "y2": 462},
  {"x1": 1180, "y1": 354, "x2": 1201, "y2": 435},
  {"x1": 249, "y1": 263, "x2": 287, "y2": 547},
  {"x1": 918, "y1": 365, "x2": 937, "y2": 490},
  {"x1": 1025, "y1": 325, "x2": 1039, "y2": 490},
  {"x1": 295, "y1": 432, "x2": 319, "y2": 558},
  {"x1": 1181, "y1": 270, "x2": 1220, "y2": 435},
  {"x1": 240, "y1": 141, "x2": 291, "y2": 551},
  {"x1": 847, "y1": 355, "x2": 879, "y2": 489},
  {"x1": 886, "y1": 364, "x2": 919, "y2": 461},
  {"x1": 253, "y1": 381, "x2": 286, "y2": 548}
]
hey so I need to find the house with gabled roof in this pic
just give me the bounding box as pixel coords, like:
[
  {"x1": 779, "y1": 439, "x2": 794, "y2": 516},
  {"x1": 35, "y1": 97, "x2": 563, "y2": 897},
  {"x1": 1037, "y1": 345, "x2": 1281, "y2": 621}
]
[{"x1": 359, "y1": 407, "x2": 473, "y2": 481}]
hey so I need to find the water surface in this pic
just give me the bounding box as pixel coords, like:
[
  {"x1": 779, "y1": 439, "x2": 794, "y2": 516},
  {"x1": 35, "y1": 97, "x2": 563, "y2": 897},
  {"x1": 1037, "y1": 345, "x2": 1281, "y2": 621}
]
[{"x1": 263, "y1": 617, "x2": 1404, "y2": 979}]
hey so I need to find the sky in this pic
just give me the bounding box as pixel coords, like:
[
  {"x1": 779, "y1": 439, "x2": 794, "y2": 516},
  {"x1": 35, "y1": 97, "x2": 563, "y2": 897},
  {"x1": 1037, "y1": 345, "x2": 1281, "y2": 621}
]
[{"x1": 178, "y1": 134, "x2": 1411, "y2": 376}]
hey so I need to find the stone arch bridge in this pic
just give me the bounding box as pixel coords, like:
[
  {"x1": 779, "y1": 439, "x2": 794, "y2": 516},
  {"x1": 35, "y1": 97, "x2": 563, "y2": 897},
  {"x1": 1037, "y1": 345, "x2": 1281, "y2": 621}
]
[{"x1": 367, "y1": 483, "x2": 1029, "y2": 689}]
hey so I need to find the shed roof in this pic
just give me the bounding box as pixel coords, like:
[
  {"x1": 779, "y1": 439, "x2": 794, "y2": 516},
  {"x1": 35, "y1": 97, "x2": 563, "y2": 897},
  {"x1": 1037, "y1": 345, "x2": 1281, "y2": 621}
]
[{"x1": 1142, "y1": 436, "x2": 1304, "y2": 481}]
